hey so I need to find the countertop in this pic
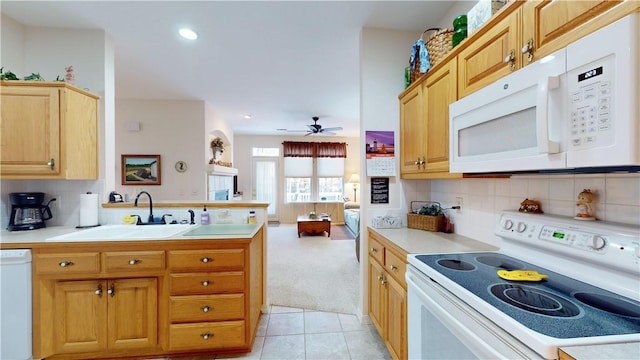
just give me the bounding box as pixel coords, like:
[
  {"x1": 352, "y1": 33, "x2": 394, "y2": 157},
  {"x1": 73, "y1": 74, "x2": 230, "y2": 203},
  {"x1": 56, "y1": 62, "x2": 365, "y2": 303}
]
[
  {"x1": 560, "y1": 342, "x2": 640, "y2": 359},
  {"x1": 102, "y1": 201, "x2": 269, "y2": 208},
  {"x1": 368, "y1": 226, "x2": 498, "y2": 254},
  {"x1": 0, "y1": 223, "x2": 263, "y2": 248}
]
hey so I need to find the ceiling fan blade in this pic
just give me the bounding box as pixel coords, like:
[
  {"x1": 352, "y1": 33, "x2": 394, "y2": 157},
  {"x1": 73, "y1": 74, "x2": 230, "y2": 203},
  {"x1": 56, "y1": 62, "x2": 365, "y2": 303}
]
[
  {"x1": 307, "y1": 124, "x2": 317, "y2": 132},
  {"x1": 304, "y1": 132, "x2": 314, "y2": 137},
  {"x1": 286, "y1": 129, "x2": 308, "y2": 132},
  {"x1": 322, "y1": 131, "x2": 337, "y2": 136},
  {"x1": 321, "y1": 127, "x2": 343, "y2": 132}
]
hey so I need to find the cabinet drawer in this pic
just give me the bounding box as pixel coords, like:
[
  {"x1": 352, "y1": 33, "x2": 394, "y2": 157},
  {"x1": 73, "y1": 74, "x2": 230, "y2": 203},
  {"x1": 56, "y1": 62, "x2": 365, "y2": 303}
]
[
  {"x1": 35, "y1": 252, "x2": 100, "y2": 275},
  {"x1": 169, "y1": 249, "x2": 245, "y2": 271},
  {"x1": 384, "y1": 249, "x2": 407, "y2": 287},
  {"x1": 170, "y1": 272, "x2": 245, "y2": 295},
  {"x1": 368, "y1": 237, "x2": 385, "y2": 265},
  {"x1": 170, "y1": 294, "x2": 245, "y2": 323},
  {"x1": 104, "y1": 251, "x2": 165, "y2": 272},
  {"x1": 169, "y1": 320, "x2": 245, "y2": 351}
]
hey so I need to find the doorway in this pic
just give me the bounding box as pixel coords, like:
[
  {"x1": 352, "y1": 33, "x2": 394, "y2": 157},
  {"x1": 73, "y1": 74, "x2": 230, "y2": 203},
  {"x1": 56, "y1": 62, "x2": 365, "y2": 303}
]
[{"x1": 253, "y1": 158, "x2": 279, "y2": 222}]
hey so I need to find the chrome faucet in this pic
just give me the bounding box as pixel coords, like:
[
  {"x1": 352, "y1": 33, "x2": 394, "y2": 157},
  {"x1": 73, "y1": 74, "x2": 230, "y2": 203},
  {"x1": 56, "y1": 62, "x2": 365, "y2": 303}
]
[{"x1": 134, "y1": 191, "x2": 154, "y2": 223}]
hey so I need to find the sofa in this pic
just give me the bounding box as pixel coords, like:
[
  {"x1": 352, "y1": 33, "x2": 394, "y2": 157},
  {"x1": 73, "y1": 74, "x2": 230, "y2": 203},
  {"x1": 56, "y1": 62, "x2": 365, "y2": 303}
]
[
  {"x1": 343, "y1": 202, "x2": 360, "y2": 236},
  {"x1": 344, "y1": 202, "x2": 360, "y2": 261}
]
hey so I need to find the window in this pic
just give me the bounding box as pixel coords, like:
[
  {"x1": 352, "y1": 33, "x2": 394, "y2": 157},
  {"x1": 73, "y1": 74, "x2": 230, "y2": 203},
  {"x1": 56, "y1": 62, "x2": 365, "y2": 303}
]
[
  {"x1": 284, "y1": 157, "x2": 344, "y2": 203},
  {"x1": 282, "y1": 142, "x2": 346, "y2": 203}
]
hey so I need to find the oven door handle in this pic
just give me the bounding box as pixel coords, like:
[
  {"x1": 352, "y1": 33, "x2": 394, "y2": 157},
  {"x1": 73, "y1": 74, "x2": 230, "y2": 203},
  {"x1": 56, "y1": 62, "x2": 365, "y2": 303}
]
[{"x1": 406, "y1": 272, "x2": 510, "y2": 359}]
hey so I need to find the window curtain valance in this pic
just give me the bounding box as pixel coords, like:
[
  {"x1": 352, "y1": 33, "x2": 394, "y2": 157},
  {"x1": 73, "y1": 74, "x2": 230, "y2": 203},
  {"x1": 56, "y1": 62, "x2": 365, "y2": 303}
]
[{"x1": 282, "y1": 141, "x2": 347, "y2": 158}]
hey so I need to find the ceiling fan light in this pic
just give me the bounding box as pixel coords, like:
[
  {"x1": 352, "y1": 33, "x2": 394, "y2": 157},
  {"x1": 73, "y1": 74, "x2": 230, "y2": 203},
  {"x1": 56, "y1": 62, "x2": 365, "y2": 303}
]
[{"x1": 179, "y1": 28, "x2": 198, "y2": 40}]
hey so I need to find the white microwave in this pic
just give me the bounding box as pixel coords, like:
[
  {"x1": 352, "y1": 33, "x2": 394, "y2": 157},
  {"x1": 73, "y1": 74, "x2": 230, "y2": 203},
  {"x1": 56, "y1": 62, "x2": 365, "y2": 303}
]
[{"x1": 449, "y1": 13, "x2": 640, "y2": 173}]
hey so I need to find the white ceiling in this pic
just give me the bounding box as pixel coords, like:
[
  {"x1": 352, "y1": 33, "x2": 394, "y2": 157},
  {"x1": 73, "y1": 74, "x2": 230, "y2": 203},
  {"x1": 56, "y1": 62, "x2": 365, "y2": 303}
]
[{"x1": 1, "y1": 1, "x2": 461, "y2": 137}]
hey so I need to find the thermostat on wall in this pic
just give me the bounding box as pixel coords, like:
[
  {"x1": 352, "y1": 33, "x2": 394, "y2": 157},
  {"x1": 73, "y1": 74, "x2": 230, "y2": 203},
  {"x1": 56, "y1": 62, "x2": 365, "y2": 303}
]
[{"x1": 175, "y1": 161, "x2": 188, "y2": 172}]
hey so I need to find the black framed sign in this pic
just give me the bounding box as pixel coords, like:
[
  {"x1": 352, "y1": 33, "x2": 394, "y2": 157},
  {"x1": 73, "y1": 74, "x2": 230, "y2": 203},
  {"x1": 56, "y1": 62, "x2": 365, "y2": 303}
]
[{"x1": 371, "y1": 177, "x2": 389, "y2": 204}]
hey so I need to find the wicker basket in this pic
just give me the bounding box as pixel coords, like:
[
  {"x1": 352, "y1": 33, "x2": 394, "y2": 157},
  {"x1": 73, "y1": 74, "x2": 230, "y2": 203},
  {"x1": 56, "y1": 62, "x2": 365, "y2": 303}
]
[
  {"x1": 425, "y1": 28, "x2": 453, "y2": 67},
  {"x1": 407, "y1": 201, "x2": 445, "y2": 232},
  {"x1": 409, "y1": 28, "x2": 454, "y2": 84}
]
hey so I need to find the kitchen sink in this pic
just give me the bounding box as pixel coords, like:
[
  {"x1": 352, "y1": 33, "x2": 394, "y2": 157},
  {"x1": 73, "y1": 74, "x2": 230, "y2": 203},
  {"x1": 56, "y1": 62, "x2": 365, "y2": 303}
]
[
  {"x1": 46, "y1": 224, "x2": 197, "y2": 241},
  {"x1": 182, "y1": 223, "x2": 259, "y2": 237}
]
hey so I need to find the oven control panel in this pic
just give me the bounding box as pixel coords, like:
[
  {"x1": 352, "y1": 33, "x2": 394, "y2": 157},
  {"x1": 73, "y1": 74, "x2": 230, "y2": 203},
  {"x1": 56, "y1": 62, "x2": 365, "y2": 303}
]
[{"x1": 496, "y1": 211, "x2": 640, "y2": 274}]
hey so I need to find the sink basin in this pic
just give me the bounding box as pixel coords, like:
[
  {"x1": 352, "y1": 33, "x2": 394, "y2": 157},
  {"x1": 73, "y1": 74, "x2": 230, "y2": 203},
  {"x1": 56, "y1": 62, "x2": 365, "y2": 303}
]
[
  {"x1": 182, "y1": 224, "x2": 259, "y2": 237},
  {"x1": 46, "y1": 224, "x2": 198, "y2": 242}
]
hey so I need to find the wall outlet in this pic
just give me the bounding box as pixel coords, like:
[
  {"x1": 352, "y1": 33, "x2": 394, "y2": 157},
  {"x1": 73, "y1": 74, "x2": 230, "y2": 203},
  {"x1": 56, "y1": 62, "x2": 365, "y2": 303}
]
[{"x1": 455, "y1": 197, "x2": 463, "y2": 213}]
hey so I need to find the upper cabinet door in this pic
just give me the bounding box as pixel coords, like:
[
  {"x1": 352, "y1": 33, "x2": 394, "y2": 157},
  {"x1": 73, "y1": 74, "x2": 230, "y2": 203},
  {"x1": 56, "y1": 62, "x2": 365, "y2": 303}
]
[
  {"x1": 521, "y1": 0, "x2": 624, "y2": 65},
  {"x1": 457, "y1": 9, "x2": 520, "y2": 98},
  {"x1": 1, "y1": 86, "x2": 61, "y2": 176},
  {"x1": 399, "y1": 85, "x2": 426, "y2": 176}
]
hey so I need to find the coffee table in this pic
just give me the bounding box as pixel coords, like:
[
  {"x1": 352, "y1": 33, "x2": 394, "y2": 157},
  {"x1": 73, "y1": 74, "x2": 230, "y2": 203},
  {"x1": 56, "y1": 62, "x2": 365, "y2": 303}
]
[{"x1": 297, "y1": 215, "x2": 331, "y2": 237}]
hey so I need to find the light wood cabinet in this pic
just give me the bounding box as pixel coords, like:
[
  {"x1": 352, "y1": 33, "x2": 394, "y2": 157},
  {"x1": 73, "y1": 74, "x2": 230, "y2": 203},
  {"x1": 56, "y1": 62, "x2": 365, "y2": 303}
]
[
  {"x1": 0, "y1": 81, "x2": 98, "y2": 179},
  {"x1": 458, "y1": 0, "x2": 636, "y2": 98},
  {"x1": 32, "y1": 230, "x2": 265, "y2": 360},
  {"x1": 367, "y1": 230, "x2": 407, "y2": 360},
  {"x1": 53, "y1": 278, "x2": 157, "y2": 353},
  {"x1": 399, "y1": 84, "x2": 425, "y2": 176},
  {"x1": 400, "y1": 59, "x2": 460, "y2": 179}
]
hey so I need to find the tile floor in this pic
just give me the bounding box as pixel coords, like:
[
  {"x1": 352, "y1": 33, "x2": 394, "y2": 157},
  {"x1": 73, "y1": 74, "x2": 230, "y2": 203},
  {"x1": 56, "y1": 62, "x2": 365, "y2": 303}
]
[{"x1": 168, "y1": 305, "x2": 391, "y2": 360}]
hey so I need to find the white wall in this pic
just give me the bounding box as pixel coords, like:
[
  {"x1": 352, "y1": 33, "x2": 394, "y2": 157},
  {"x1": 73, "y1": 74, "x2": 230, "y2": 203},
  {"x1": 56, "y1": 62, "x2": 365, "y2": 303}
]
[{"x1": 115, "y1": 99, "x2": 208, "y2": 201}]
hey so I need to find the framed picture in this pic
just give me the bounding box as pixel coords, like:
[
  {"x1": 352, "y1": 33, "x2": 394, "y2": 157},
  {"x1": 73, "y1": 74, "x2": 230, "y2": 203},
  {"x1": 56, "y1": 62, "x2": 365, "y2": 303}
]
[{"x1": 121, "y1": 154, "x2": 161, "y2": 185}]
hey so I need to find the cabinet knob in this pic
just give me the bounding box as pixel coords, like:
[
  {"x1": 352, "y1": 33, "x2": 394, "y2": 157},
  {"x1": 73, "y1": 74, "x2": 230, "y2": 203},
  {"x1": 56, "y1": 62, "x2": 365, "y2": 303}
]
[
  {"x1": 107, "y1": 285, "x2": 115, "y2": 297},
  {"x1": 128, "y1": 259, "x2": 141, "y2": 265},
  {"x1": 521, "y1": 38, "x2": 534, "y2": 63},
  {"x1": 201, "y1": 305, "x2": 211, "y2": 313},
  {"x1": 59, "y1": 261, "x2": 74, "y2": 267},
  {"x1": 201, "y1": 257, "x2": 212, "y2": 263},
  {"x1": 95, "y1": 284, "x2": 103, "y2": 296},
  {"x1": 47, "y1": 158, "x2": 55, "y2": 169},
  {"x1": 201, "y1": 280, "x2": 210, "y2": 287},
  {"x1": 390, "y1": 265, "x2": 398, "y2": 271},
  {"x1": 201, "y1": 333, "x2": 214, "y2": 340},
  {"x1": 504, "y1": 49, "x2": 516, "y2": 70},
  {"x1": 370, "y1": 247, "x2": 378, "y2": 253}
]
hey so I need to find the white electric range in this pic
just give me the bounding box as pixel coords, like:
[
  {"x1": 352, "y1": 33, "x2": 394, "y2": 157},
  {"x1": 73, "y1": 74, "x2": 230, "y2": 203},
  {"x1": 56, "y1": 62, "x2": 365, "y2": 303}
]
[{"x1": 406, "y1": 211, "x2": 640, "y2": 359}]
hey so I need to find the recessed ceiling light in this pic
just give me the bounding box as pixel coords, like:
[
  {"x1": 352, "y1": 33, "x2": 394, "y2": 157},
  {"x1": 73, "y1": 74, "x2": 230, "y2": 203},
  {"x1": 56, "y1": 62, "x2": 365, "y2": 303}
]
[
  {"x1": 179, "y1": 28, "x2": 198, "y2": 40},
  {"x1": 243, "y1": 114, "x2": 252, "y2": 119}
]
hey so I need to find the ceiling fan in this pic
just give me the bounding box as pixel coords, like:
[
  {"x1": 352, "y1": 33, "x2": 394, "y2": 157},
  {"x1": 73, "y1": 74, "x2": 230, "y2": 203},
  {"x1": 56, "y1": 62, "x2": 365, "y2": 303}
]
[{"x1": 287, "y1": 116, "x2": 343, "y2": 136}]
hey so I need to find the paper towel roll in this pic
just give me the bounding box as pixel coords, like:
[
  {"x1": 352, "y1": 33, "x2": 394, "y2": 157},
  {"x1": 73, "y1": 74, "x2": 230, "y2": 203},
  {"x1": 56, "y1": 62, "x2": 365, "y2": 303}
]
[{"x1": 79, "y1": 193, "x2": 99, "y2": 227}]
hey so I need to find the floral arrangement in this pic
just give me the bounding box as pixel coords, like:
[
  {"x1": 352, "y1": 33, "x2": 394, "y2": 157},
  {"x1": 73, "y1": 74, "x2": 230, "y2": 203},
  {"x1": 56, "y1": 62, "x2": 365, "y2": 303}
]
[{"x1": 210, "y1": 137, "x2": 225, "y2": 154}]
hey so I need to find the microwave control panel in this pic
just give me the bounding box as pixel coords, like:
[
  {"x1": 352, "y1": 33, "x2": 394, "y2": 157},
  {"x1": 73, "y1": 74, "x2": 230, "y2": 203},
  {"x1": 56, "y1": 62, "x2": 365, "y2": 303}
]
[{"x1": 567, "y1": 55, "x2": 615, "y2": 150}]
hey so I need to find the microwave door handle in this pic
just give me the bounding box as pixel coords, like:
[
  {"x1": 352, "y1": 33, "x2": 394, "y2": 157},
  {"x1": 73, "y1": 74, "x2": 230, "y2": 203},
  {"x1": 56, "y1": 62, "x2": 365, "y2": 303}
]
[{"x1": 536, "y1": 76, "x2": 561, "y2": 154}]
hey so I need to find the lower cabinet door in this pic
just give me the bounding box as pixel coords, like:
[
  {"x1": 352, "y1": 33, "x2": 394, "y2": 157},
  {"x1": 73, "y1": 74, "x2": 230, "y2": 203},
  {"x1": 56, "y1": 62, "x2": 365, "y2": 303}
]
[
  {"x1": 108, "y1": 278, "x2": 158, "y2": 349},
  {"x1": 54, "y1": 280, "x2": 108, "y2": 353},
  {"x1": 368, "y1": 258, "x2": 386, "y2": 335},
  {"x1": 386, "y1": 275, "x2": 407, "y2": 360},
  {"x1": 169, "y1": 320, "x2": 246, "y2": 350}
]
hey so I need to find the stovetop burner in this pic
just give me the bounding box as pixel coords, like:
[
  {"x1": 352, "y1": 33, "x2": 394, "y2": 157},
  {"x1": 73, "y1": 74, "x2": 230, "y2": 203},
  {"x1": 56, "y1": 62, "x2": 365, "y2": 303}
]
[
  {"x1": 415, "y1": 252, "x2": 640, "y2": 339},
  {"x1": 490, "y1": 284, "x2": 581, "y2": 317},
  {"x1": 475, "y1": 255, "x2": 524, "y2": 270},
  {"x1": 437, "y1": 259, "x2": 475, "y2": 271},
  {"x1": 574, "y1": 292, "x2": 640, "y2": 318}
]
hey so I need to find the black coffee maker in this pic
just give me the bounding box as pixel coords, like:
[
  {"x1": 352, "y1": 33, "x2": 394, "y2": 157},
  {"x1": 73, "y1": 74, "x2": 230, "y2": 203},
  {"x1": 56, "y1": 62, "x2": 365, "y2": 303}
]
[{"x1": 7, "y1": 192, "x2": 55, "y2": 231}]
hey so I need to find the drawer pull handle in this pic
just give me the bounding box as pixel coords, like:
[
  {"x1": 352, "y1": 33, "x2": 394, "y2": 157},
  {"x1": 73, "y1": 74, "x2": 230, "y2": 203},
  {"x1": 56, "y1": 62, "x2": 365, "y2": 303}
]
[
  {"x1": 201, "y1": 333, "x2": 214, "y2": 340},
  {"x1": 59, "y1": 261, "x2": 74, "y2": 267},
  {"x1": 201, "y1": 305, "x2": 211, "y2": 313},
  {"x1": 370, "y1": 247, "x2": 378, "y2": 253},
  {"x1": 390, "y1": 265, "x2": 398, "y2": 271},
  {"x1": 201, "y1": 257, "x2": 212, "y2": 263},
  {"x1": 128, "y1": 259, "x2": 141, "y2": 265},
  {"x1": 201, "y1": 280, "x2": 210, "y2": 286}
]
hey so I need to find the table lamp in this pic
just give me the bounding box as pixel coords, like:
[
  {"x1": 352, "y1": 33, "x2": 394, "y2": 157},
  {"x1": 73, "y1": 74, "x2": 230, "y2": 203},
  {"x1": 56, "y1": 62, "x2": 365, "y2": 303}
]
[{"x1": 348, "y1": 173, "x2": 360, "y2": 202}]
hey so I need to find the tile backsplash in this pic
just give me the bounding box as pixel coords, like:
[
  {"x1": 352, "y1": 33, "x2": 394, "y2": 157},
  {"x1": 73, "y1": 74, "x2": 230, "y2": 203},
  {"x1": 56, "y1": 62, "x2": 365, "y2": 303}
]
[{"x1": 407, "y1": 173, "x2": 640, "y2": 246}]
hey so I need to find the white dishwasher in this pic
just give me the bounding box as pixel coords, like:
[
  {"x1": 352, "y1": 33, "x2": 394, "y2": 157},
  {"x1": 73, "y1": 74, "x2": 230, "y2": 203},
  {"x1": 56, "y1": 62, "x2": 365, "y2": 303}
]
[{"x1": 0, "y1": 249, "x2": 32, "y2": 360}]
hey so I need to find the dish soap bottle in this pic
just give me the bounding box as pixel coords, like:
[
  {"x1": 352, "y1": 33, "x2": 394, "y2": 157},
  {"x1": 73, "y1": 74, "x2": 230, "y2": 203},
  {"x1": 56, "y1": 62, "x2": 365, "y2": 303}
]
[
  {"x1": 248, "y1": 210, "x2": 256, "y2": 224},
  {"x1": 201, "y1": 205, "x2": 210, "y2": 224}
]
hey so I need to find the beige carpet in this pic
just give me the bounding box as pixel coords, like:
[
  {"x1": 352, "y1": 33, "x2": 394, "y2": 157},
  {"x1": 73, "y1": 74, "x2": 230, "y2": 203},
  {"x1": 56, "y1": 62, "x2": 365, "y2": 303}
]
[{"x1": 267, "y1": 224, "x2": 359, "y2": 314}]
